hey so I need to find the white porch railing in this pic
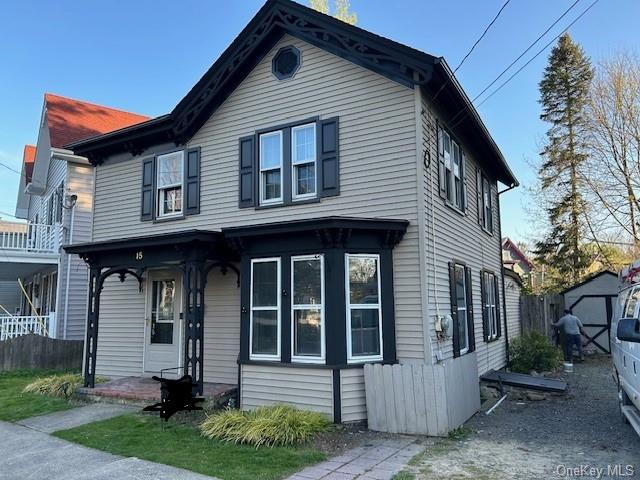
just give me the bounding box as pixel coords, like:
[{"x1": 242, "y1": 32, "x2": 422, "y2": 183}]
[
  {"x1": 0, "y1": 313, "x2": 57, "y2": 341},
  {"x1": 0, "y1": 223, "x2": 59, "y2": 254}
]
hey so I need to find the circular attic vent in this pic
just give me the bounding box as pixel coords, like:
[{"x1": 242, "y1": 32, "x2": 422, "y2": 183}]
[{"x1": 272, "y1": 46, "x2": 301, "y2": 80}]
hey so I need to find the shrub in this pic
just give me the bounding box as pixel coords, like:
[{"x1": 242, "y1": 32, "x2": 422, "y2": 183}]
[
  {"x1": 200, "y1": 404, "x2": 332, "y2": 447},
  {"x1": 23, "y1": 373, "x2": 105, "y2": 399},
  {"x1": 508, "y1": 331, "x2": 563, "y2": 373}
]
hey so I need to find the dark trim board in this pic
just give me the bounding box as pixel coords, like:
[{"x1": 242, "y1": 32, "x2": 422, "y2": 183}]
[
  {"x1": 64, "y1": 0, "x2": 517, "y2": 187},
  {"x1": 332, "y1": 369, "x2": 341, "y2": 423}
]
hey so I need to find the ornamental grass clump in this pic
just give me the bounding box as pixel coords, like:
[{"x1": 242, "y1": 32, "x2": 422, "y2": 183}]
[
  {"x1": 508, "y1": 331, "x2": 563, "y2": 374},
  {"x1": 200, "y1": 405, "x2": 332, "y2": 447},
  {"x1": 23, "y1": 373, "x2": 105, "y2": 399}
]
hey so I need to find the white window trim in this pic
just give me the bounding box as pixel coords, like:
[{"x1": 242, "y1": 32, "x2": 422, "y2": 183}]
[
  {"x1": 345, "y1": 253, "x2": 383, "y2": 364},
  {"x1": 259, "y1": 130, "x2": 284, "y2": 206},
  {"x1": 249, "y1": 257, "x2": 281, "y2": 361},
  {"x1": 156, "y1": 151, "x2": 184, "y2": 218},
  {"x1": 291, "y1": 254, "x2": 325, "y2": 363},
  {"x1": 291, "y1": 123, "x2": 317, "y2": 201},
  {"x1": 484, "y1": 272, "x2": 498, "y2": 340},
  {"x1": 455, "y1": 264, "x2": 469, "y2": 355}
]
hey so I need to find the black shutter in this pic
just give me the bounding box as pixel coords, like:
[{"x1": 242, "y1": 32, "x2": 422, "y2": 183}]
[
  {"x1": 141, "y1": 157, "x2": 155, "y2": 221},
  {"x1": 465, "y1": 266, "x2": 475, "y2": 353},
  {"x1": 438, "y1": 126, "x2": 446, "y2": 198},
  {"x1": 185, "y1": 147, "x2": 200, "y2": 215},
  {"x1": 488, "y1": 182, "x2": 494, "y2": 233},
  {"x1": 461, "y1": 150, "x2": 467, "y2": 212},
  {"x1": 449, "y1": 262, "x2": 460, "y2": 358},
  {"x1": 238, "y1": 136, "x2": 255, "y2": 208},
  {"x1": 476, "y1": 167, "x2": 483, "y2": 226},
  {"x1": 481, "y1": 271, "x2": 489, "y2": 342},
  {"x1": 319, "y1": 117, "x2": 339, "y2": 197},
  {"x1": 495, "y1": 274, "x2": 502, "y2": 338}
]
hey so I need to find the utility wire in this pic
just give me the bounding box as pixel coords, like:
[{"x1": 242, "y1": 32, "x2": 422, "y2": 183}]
[
  {"x1": 449, "y1": 0, "x2": 600, "y2": 129},
  {"x1": 433, "y1": 0, "x2": 512, "y2": 101},
  {"x1": 0, "y1": 161, "x2": 25, "y2": 178}
]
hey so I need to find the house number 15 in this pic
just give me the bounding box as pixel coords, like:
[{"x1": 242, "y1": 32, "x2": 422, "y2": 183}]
[{"x1": 135, "y1": 251, "x2": 144, "y2": 260}]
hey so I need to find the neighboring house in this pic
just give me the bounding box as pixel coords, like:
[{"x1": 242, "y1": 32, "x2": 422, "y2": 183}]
[
  {"x1": 65, "y1": 0, "x2": 518, "y2": 431},
  {"x1": 0, "y1": 220, "x2": 27, "y2": 315},
  {"x1": 502, "y1": 237, "x2": 536, "y2": 289},
  {"x1": 562, "y1": 270, "x2": 619, "y2": 354},
  {"x1": 0, "y1": 93, "x2": 148, "y2": 340},
  {"x1": 503, "y1": 268, "x2": 523, "y2": 341}
]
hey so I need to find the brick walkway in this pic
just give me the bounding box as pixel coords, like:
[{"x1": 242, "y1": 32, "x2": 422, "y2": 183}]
[{"x1": 287, "y1": 436, "x2": 423, "y2": 480}]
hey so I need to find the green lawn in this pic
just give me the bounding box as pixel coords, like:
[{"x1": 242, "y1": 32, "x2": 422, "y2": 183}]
[
  {"x1": 0, "y1": 370, "x2": 77, "y2": 421},
  {"x1": 54, "y1": 413, "x2": 326, "y2": 480}
]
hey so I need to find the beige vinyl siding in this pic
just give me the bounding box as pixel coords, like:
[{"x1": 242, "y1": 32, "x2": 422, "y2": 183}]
[
  {"x1": 203, "y1": 267, "x2": 241, "y2": 384},
  {"x1": 58, "y1": 163, "x2": 93, "y2": 340},
  {"x1": 504, "y1": 276, "x2": 522, "y2": 339},
  {"x1": 241, "y1": 364, "x2": 333, "y2": 417},
  {"x1": 92, "y1": 34, "x2": 424, "y2": 363},
  {"x1": 94, "y1": 275, "x2": 145, "y2": 378},
  {"x1": 420, "y1": 91, "x2": 507, "y2": 375},
  {"x1": 340, "y1": 368, "x2": 366, "y2": 422}
]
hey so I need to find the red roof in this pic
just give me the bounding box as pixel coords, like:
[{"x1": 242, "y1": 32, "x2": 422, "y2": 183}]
[
  {"x1": 44, "y1": 93, "x2": 149, "y2": 148},
  {"x1": 23, "y1": 145, "x2": 36, "y2": 183}
]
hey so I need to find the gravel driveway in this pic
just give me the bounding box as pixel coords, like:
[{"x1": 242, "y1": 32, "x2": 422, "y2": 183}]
[{"x1": 404, "y1": 356, "x2": 640, "y2": 479}]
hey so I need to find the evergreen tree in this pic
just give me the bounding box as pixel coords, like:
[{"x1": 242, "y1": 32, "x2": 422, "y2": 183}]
[{"x1": 535, "y1": 33, "x2": 593, "y2": 288}]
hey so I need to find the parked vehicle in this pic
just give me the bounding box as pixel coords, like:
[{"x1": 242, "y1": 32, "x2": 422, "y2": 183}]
[{"x1": 612, "y1": 261, "x2": 640, "y2": 435}]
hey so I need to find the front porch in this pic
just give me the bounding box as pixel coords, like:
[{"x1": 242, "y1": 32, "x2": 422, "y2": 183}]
[{"x1": 77, "y1": 376, "x2": 237, "y2": 405}]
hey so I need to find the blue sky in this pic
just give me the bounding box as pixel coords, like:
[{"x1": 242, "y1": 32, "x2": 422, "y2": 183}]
[{"x1": 0, "y1": 0, "x2": 638, "y2": 242}]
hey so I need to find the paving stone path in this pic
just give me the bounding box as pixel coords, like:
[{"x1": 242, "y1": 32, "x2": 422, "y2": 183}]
[
  {"x1": 16, "y1": 403, "x2": 136, "y2": 433},
  {"x1": 287, "y1": 436, "x2": 423, "y2": 480}
]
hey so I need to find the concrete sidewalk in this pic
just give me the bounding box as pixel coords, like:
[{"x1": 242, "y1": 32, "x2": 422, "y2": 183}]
[
  {"x1": 0, "y1": 421, "x2": 219, "y2": 480},
  {"x1": 16, "y1": 403, "x2": 136, "y2": 433}
]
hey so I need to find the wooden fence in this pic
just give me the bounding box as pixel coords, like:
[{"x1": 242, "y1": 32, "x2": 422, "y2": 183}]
[
  {"x1": 364, "y1": 353, "x2": 480, "y2": 436},
  {"x1": 521, "y1": 294, "x2": 564, "y2": 339},
  {"x1": 0, "y1": 334, "x2": 83, "y2": 371}
]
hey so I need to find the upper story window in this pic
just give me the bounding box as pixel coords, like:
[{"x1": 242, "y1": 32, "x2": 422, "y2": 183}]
[
  {"x1": 259, "y1": 131, "x2": 283, "y2": 204},
  {"x1": 272, "y1": 46, "x2": 301, "y2": 80},
  {"x1": 438, "y1": 126, "x2": 466, "y2": 212},
  {"x1": 156, "y1": 151, "x2": 184, "y2": 218},
  {"x1": 292, "y1": 124, "x2": 317, "y2": 200},
  {"x1": 346, "y1": 254, "x2": 383, "y2": 363},
  {"x1": 477, "y1": 168, "x2": 493, "y2": 233}
]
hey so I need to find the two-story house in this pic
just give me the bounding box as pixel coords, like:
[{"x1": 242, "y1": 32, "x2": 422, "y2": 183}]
[
  {"x1": 0, "y1": 93, "x2": 147, "y2": 340},
  {"x1": 65, "y1": 0, "x2": 518, "y2": 432}
]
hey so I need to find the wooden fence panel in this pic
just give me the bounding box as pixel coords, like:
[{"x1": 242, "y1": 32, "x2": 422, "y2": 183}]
[
  {"x1": 521, "y1": 294, "x2": 564, "y2": 339},
  {"x1": 0, "y1": 334, "x2": 83, "y2": 371}
]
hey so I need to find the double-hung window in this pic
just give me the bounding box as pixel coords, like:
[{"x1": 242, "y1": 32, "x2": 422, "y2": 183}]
[
  {"x1": 346, "y1": 254, "x2": 383, "y2": 362},
  {"x1": 439, "y1": 127, "x2": 465, "y2": 211},
  {"x1": 250, "y1": 258, "x2": 281, "y2": 360},
  {"x1": 479, "y1": 173, "x2": 493, "y2": 233},
  {"x1": 291, "y1": 255, "x2": 324, "y2": 362},
  {"x1": 291, "y1": 123, "x2": 317, "y2": 200},
  {"x1": 156, "y1": 151, "x2": 184, "y2": 217},
  {"x1": 259, "y1": 131, "x2": 284, "y2": 204},
  {"x1": 482, "y1": 271, "x2": 499, "y2": 340},
  {"x1": 454, "y1": 264, "x2": 469, "y2": 355}
]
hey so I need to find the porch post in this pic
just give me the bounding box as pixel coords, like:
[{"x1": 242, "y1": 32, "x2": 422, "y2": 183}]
[
  {"x1": 183, "y1": 258, "x2": 206, "y2": 395},
  {"x1": 84, "y1": 266, "x2": 102, "y2": 388}
]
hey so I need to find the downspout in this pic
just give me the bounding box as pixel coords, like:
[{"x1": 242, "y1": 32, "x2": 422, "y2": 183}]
[
  {"x1": 498, "y1": 183, "x2": 517, "y2": 366},
  {"x1": 63, "y1": 198, "x2": 76, "y2": 339}
]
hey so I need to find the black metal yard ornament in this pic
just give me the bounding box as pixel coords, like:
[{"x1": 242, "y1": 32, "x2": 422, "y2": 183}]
[{"x1": 143, "y1": 374, "x2": 205, "y2": 421}]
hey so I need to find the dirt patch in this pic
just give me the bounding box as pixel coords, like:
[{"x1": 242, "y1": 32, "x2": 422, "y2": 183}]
[{"x1": 403, "y1": 356, "x2": 640, "y2": 479}]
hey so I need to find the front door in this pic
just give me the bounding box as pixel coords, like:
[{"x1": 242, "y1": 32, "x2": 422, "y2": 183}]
[{"x1": 144, "y1": 274, "x2": 182, "y2": 377}]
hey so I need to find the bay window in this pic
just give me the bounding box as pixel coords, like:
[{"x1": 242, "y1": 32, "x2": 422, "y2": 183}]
[
  {"x1": 156, "y1": 151, "x2": 184, "y2": 217},
  {"x1": 346, "y1": 254, "x2": 383, "y2": 362},
  {"x1": 250, "y1": 258, "x2": 281, "y2": 359},
  {"x1": 291, "y1": 255, "x2": 324, "y2": 362}
]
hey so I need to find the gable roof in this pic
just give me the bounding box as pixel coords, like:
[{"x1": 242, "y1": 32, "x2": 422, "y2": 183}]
[
  {"x1": 44, "y1": 93, "x2": 150, "y2": 148},
  {"x1": 502, "y1": 237, "x2": 534, "y2": 269},
  {"x1": 561, "y1": 270, "x2": 618, "y2": 295},
  {"x1": 22, "y1": 144, "x2": 36, "y2": 183},
  {"x1": 67, "y1": 0, "x2": 517, "y2": 187}
]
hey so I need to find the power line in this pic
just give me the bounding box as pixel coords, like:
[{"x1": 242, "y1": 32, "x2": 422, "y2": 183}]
[
  {"x1": 449, "y1": 0, "x2": 599, "y2": 130},
  {"x1": 433, "y1": 0, "x2": 512, "y2": 101},
  {"x1": 0, "y1": 161, "x2": 25, "y2": 178},
  {"x1": 454, "y1": 0, "x2": 511, "y2": 74},
  {"x1": 471, "y1": 0, "x2": 582, "y2": 104}
]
